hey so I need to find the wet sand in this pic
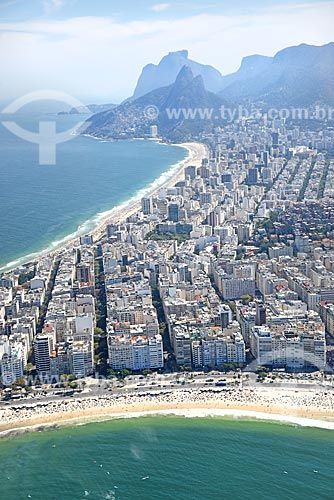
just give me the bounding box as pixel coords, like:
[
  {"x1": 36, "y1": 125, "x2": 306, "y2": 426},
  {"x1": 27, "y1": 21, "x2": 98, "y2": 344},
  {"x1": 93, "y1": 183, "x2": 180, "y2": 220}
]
[{"x1": 1, "y1": 385, "x2": 334, "y2": 437}]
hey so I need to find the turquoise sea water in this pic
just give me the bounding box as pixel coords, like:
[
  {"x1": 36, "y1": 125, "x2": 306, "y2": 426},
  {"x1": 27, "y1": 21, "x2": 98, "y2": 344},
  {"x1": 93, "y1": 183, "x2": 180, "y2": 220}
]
[
  {"x1": 0, "y1": 416, "x2": 333, "y2": 500},
  {"x1": 0, "y1": 109, "x2": 187, "y2": 270}
]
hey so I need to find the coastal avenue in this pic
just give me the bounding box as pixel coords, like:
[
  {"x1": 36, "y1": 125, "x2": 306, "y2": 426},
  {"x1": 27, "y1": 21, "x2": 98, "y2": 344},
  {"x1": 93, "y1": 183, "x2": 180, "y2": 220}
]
[
  {"x1": 1, "y1": 370, "x2": 334, "y2": 436},
  {"x1": 1, "y1": 370, "x2": 332, "y2": 406}
]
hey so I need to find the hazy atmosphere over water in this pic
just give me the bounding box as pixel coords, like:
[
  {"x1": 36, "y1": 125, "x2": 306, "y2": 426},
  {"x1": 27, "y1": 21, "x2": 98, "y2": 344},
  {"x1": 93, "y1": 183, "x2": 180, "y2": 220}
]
[{"x1": 0, "y1": 112, "x2": 187, "y2": 270}]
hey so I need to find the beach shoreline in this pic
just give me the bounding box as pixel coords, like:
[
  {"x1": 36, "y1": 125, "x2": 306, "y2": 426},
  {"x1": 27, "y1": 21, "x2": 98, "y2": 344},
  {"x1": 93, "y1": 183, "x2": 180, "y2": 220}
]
[
  {"x1": 1, "y1": 385, "x2": 334, "y2": 438},
  {"x1": 84, "y1": 140, "x2": 208, "y2": 243},
  {"x1": 1, "y1": 405, "x2": 334, "y2": 440},
  {"x1": 0, "y1": 141, "x2": 208, "y2": 273}
]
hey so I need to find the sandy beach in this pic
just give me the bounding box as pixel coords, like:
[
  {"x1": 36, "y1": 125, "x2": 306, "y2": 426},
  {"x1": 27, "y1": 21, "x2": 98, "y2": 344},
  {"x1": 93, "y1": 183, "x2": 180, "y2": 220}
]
[
  {"x1": 1, "y1": 385, "x2": 334, "y2": 437},
  {"x1": 86, "y1": 141, "x2": 209, "y2": 242}
]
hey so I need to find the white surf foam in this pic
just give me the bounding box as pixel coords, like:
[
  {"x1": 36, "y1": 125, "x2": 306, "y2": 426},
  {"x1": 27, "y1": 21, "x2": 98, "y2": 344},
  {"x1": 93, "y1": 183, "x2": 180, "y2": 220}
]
[{"x1": 81, "y1": 408, "x2": 334, "y2": 430}]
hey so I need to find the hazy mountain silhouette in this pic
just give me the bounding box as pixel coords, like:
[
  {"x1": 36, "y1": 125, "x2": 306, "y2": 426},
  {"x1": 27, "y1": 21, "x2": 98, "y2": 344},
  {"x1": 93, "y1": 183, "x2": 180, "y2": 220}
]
[
  {"x1": 218, "y1": 43, "x2": 334, "y2": 105},
  {"x1": 84, "y1": 66, "x2": 225, "y2": 141},
  {"x1": 84, "y1": 42, "x2": 334, "y2": 141},
  {"x1": 58, "y1": 103, "x2": 116, "y2": 115},
  {"x1": 132, "y1": 49, "x2": 224, "y2": 98}
]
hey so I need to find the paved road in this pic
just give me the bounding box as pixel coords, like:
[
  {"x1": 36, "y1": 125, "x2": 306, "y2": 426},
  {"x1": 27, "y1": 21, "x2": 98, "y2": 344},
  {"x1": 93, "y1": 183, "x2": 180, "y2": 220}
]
[{"x1": 1, "y1": 372, "x2": 333, "y2": 409}]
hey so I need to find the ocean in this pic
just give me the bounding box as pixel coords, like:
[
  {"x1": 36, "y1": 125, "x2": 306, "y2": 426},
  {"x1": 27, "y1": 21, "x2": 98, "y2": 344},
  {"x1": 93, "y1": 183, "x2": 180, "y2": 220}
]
[
  {"x1": 0, "y1": 107, "x2": 187, "y2": 271},
  {"x1": 0, "y1": 416, "x2": 333, "y2": 500}
]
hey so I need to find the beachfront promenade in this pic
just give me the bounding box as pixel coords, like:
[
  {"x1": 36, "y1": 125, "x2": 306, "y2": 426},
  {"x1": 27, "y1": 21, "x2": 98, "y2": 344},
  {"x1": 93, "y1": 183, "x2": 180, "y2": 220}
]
[{"x1": 1, "y1": 375, "x2": 334, "y2": 434}]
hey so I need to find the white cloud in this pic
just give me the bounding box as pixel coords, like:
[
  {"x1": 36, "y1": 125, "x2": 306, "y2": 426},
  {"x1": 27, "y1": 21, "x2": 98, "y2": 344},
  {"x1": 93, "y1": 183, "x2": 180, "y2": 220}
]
[
  {"x1": 0, "y1": 0, "x2": 21, "y2": 8},
  {"x1": 0, "y1": 2, "x2": 333, "y2": 102},
  {"x1": 43, "y1": 0, "x2": 65, "y2": 14},
  {"x1": 150, "y1": 3, "x2": 170, "y2": 12}
]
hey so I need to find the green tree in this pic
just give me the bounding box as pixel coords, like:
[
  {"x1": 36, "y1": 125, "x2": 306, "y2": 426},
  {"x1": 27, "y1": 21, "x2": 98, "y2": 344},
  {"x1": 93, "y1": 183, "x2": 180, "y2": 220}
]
[
  {"x1": 12, "y1": 377, "x2": 26, "y2": 388},
  {"x1": 240, "y1": 294, "x2": 253, "y2": 305},
  {"x1": 220, "y1": 363, "x2": 236, "y2": 373},
  {"x1": 24, "y1": 362, "x2": 34, "y2": 374},
  {"x1": 18, "y1": 270, "x2": 35, "y2": 285},
  {"x1": 94, "y1": 327, "x2": 104, "y2": 336},
  {"x1": 119, "y1": 369, "x2": 132, "y2": 379}
]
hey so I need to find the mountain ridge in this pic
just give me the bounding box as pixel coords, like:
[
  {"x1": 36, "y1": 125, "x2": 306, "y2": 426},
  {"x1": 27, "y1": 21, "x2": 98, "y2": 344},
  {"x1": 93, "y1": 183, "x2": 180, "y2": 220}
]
[
  {"x1": 132, "y1": 49, "x2": 224, "y2": 99},
  {"x1": 83, "y1": 42, "x2": 334, "y2": 142},
  {"x1": 218, "y1": 42, "x2": 334, "y2": 105},
  {"x1": 83, "y1": 65, "x2": 226, "y2": 142}
]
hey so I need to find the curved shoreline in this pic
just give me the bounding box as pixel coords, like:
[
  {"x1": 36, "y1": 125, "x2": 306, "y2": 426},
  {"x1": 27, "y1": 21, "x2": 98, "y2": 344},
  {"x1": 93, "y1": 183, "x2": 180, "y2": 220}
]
[
  {"x1": 0, "y1": 141, "x2": 208, "y2": 272},
  {"x1": 1, "y1": 406, "x2": 334, "y2": 441},
  {"x1": 2, "y1": 386, "x2": 334, "y2": 439},
  {"x1": 84, "y1": 141, "x2": 208, "y2": 244}
]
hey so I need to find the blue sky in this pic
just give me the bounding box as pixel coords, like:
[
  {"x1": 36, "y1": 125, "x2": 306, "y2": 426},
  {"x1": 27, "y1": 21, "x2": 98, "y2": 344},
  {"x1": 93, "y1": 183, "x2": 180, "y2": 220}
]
[
  {"x1": 0, "y1": 0, "x2": 333, "y2": 102},
  {"x1": 1, "y1": 0, "x2": 330, "y2": 21}
]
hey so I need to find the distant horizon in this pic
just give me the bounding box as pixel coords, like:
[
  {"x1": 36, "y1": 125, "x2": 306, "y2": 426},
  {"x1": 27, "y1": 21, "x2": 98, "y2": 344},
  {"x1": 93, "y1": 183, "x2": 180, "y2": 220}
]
[
  {"x1": 1, "y1": 0, "x2": 333, "y2": 102},
  {"x1": 1, "y1": 40, "x2": 333, "y2": 107},
  {"x1": 61, "y1": 41, "x2": 334, "y2": 105}
]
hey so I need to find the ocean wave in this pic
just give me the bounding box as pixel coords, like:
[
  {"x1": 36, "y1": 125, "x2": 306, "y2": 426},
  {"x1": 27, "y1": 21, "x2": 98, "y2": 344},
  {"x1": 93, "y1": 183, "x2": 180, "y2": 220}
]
[
  {"x1": 2, "y1": 408, "x2": 332, "y2": 438},
  {"x1": 73, "y1": 408, "x2": 334, "y2": 431}
]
